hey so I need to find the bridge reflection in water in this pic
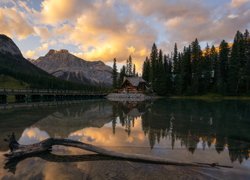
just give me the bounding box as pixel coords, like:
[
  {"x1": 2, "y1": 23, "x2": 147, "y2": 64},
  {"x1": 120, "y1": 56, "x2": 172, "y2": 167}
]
[{"x1": 0, "y1": 89, "x2": 107, "y2": 104}]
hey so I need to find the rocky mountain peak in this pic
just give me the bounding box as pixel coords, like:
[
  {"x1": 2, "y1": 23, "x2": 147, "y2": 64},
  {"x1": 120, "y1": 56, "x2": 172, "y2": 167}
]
[
  {"x1": 0, "y1": 34, "x2": 23, "y2": 57},
  {"x1": 46, "y1": 49, "x2": 69, "y2": 56},
  {"x1": 33, "y1": 49, "x2": 113, "y2": 86}
]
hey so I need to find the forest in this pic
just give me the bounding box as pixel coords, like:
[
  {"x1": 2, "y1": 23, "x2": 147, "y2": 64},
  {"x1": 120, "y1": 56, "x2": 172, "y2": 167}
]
[{"x1": 140, "y1": 30, "x2": 250, "y2": 96}]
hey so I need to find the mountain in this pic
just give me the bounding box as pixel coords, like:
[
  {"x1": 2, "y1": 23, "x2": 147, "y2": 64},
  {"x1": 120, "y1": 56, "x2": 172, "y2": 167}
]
[
  {"x1": 0, "y1": 34, "x2": 95, "y2": 90},
  {"x1": 33, "y1": 49, "x2": 113, "y2": 86},
  {"x1": 0, "y1": 34, "x2": 52, "y2": 80},
  {"x1": 0, "y1": 34, "x2": 23, "y2": 57}
]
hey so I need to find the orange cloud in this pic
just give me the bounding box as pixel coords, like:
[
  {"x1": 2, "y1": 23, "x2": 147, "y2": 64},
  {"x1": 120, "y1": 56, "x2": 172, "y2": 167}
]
[
  {"x1": 40, "y1": 0, "x2": 92, "y2": 24},
  {"x1": 69, "y1": 117, "x2": 147, "y2": 147},
  {"x1": 0, "y1": 7, "x2": 34, "y2": 39},
  {"x1": 230, "y1": 0, "x2": 250, "y2": 8}
]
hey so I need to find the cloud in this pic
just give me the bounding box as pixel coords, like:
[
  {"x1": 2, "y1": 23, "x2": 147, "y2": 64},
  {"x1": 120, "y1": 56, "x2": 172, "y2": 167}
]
[
  {"x1": 129, "y1": 0, "x2": 250, "y2": 45},
  {"x1": 40, "y1": 0, "x2": 93, "y2": 24},
  {"x1": 230, "y1": 0, "x2": 250, "y2": 8},
  {"x1": 34, "y1": 27, "x2": 51, "y2": 39},
  {"x1": 47, "y1": 1, "x2": 156, "y2": 72},
  {"x1": 1, "y1": 0, "x2": 250, "y2": 73},
  {"x1": 25, "y1": 50, "x2": 37, "y2": 59},
  {"x1": 25, "y1": 42, "x2": 54, "y2": 59},
  {"x1": 0, "y1": 7, "x2": 34, "y2": 39}
]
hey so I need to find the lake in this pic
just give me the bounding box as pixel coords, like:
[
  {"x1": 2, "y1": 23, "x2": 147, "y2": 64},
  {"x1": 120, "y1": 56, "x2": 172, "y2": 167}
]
[{"x1": 1, "y1": 99, "x2": 250, "y2": 179}]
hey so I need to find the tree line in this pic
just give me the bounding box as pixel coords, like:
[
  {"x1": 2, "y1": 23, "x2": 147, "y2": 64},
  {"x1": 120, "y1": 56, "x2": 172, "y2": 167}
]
[
  {"x1": 142, "y1": 30, "x2": 250, "y2": 96},
  {"x1": 112, "y1": 55, "x2": 138, "y2": 89}
]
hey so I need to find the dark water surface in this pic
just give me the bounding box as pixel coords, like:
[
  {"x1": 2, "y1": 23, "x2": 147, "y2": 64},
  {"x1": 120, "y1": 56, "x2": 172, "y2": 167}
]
[{"x1": 1, "y1": 99, "x2": 250, "y2": 179}]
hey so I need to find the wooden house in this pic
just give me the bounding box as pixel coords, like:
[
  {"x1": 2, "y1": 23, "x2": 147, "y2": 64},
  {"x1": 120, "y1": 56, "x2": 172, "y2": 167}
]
[{"x1": 119, "y1": 77, "x2": 147, "y2": 93}]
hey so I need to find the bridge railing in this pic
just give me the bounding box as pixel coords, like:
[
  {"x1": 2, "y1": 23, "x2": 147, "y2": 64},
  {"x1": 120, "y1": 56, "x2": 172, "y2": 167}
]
[{"x1": 0, "y1": 89, "x2": 109, "y2": 95}]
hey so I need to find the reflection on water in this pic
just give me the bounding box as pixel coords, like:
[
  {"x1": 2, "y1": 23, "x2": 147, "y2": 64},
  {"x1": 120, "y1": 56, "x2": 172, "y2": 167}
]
[
  {"x1": 1, "y1": 99, "x2": 250, "y2": 178},
  {"x1": 110, "y1": 100, "x2": 250, "y2": 164}
]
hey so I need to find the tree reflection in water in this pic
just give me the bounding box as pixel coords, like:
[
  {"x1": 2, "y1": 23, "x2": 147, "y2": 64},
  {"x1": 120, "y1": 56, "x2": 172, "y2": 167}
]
[{"x1": 110, "y1": 99, "x2": 250, "y2": 163}]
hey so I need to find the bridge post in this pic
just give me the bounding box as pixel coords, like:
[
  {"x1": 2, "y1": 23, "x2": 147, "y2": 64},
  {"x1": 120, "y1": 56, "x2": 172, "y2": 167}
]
[
  {"x1": 15, "y1": 95, "x2": 26, "y2": 103},
  {"x1": 0, "y1": 95, "x2": 7, "y2": 104}
]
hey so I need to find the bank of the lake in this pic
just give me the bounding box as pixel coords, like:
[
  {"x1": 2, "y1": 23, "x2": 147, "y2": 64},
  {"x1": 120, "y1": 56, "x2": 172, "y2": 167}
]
[{"x1": 169, "y1": 94, "x2": 250, "y2": 101}]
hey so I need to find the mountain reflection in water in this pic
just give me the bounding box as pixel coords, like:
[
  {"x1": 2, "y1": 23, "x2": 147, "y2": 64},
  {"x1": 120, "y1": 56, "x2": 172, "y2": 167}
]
[{"x1": 1, "y1": 99, "x2": 250, "y2": 166}]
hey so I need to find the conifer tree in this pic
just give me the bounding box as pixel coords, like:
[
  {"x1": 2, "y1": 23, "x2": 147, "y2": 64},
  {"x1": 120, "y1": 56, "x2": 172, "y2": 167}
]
[
  {"x1": 244, "y1": 30, "x2": 250, "y2": 92},
  {"x1": 142, "y1": 56, "x2": 150, "y2": 82},
  {"x1": 202, "y1": 43, "x2": 212, "y2": 92},
  {"x1": 154, "y1": 49, "x2": 166, "y2": 95},
  {"x1": 164, "y1": 55, "x2": 173, "y2": 94},
  {"x1": 150, "y1": 43, "x2": 158, "y2": 85},
  {"x1": 181, "y1": 46, "x2": 192, "y2": 94},
  {"x1": 112, "y1": 58, "x2": 118, "y2": 89},
  {"x1": 126, "y1": 55, "x2": 133, "y2": 76},
  {"x1": 210, "y1": 45, "x2": 218, "y2": 91},
  {"x1": 218, "y1": 40, "x2": 230, "y2": 94},
  {"x1": 190, "y1": 38, "x2": 202, "y2": 94},
  {"x1": 133, "y1": 64, "x2": 136, "y2": 76},
  {"x1": 119, "y1": 65, "x2": 126, "y2": 87},
  {"x1": 228, "y1": 31, "x2": 243, "y2": 94}
]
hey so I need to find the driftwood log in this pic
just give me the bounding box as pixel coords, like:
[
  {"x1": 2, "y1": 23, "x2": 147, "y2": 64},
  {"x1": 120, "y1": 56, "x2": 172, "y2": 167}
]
[{"x1": 4, "y1": 133, "x2": 232, "y2": 169}]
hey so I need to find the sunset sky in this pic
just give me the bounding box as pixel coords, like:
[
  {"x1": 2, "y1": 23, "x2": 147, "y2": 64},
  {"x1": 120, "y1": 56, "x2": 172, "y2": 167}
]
[{"x1": 0, "y1": 0, "x2": 250, "y2": 72}]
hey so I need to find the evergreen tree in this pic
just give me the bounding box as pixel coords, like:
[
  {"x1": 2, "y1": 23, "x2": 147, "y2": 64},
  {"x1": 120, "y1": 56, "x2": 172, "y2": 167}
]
[
  {"x1": 126, "y1": 55, "x2": 133, "y2": 76},
  {"x1": 210, "y1": 45, "x2": 219, "y2": 91},
  {"x1": 150, "y1": 43, "x2": 158, "y2": 86},
  {"x1": 133, "y1": 64, "x2": 136, "y2": 76},
  {"x1": 202, "y1": 43, "x2": 212, "y2": 92},
  {"x1": 142, "y1": 56, "x2": 150, "y2": 82},
  {"x1": 173, "y1": 43, "x2": 178, "y2": 74},
  {"x1": 119, "y1": 65, "x2": 126, "y2": 87},
  {"x1": 180, "y1": 46, "x2": 192, "y2": 94},
  {"x1": 112, "y1": 58, "x2": 118, "y2": 89},
  {"x1": 154, "y1": 49, "x2": 166, "y2": 95},
  {"x1": 244, "y1": 30, "x2": 250, "y2": 93},
  {"x1": 218, "y1": 40, "x2": 230, "y2": 94},
  {"x1": 164, "y1": 55, "x2": 173, "y2": 94},
  {"x1": 228, "y1": 31, "x2": 243, "y2": 94},
  {"x1": 190, "y1": 38, "x2": 202, "y2": 94}
]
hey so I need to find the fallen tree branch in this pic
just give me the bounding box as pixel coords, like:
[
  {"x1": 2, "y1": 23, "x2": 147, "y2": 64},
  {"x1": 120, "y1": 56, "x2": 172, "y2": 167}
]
[{"x1": 4, "y1": 133, "x2": 233, "y2": 168}]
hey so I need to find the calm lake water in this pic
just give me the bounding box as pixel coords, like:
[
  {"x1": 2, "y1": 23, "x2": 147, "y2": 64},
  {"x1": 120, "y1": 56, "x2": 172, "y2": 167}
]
[{"x1": 1, "y1": 99, "x2": 250, "y2": 179}]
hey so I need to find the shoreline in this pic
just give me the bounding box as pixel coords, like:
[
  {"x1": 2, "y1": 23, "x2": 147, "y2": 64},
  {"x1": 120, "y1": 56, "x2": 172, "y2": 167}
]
[{"x1": 168, "y1": 95, "x2": 250, "y2": 101}]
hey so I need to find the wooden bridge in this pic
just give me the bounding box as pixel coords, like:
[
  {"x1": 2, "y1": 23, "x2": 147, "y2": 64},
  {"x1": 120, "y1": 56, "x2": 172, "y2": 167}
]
[{"x1": 0, "y1": 89, "x2": 108, "y2": 104}]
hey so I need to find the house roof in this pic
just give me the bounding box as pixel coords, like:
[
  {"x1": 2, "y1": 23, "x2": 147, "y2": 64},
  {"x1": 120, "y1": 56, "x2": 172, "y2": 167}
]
[{"x1": 123, "y1": 77, "x2": 146, "y2": 87}]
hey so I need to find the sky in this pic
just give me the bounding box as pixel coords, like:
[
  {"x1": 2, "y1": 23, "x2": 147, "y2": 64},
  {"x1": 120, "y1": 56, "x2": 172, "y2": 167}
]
[{"x1": 0, "y1": 0, "x2": 250, "y2": 73}]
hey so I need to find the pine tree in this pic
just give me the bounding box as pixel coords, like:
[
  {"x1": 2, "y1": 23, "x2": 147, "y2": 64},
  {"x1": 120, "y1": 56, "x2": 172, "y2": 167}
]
[
  {"x1": 172, "y1": 43, "x2": 181, "y2": 94},
  {"x1": 173, "y1": 43, "x2": 178, "y2": 74},
  {"x1": 164, "y1": 55, "x2": 173, "y2": 94},
  {"x1": 218, "y1": 40, "x2": 230, "y2": 94},
  {"x1": 210, "y1": 45, "x2": 218, "y2": 92},
  {"x1": 181, "y1": 46, "x2": 192, "y2": 94},
  {"x1": 142, "y1": 56, "x2": 150, "y2": 82},
  {"x1": 126, "y1": 55, "x2": 133, "y2": 76},
  {"x1": 133, "y1": 64, "x2": 136, "y2": 76},
  {"x1": 150, "y1": 43, "x2": 158, "y2": 85},
  {"x1": 154, "y1": 49, "x2": 166, "y2": 95},
  {"x1": 202, "y1": 43, "x2": 212, "y2": 92},
  {"x1": 244, "y1": 30, "x2": 250, "y2": 93},
  {"x1": 119, "y1": 65, "x2": 126, "y2": 87},
  {"x1": 190, "y1": 38, "x2": 202, "y2": 94},
  {"x1": 228, "y1": 31, "x2": 243, "y2": 94},
  {"x1": 112, "y1": 58, "x2": 118, "y2": 89}
]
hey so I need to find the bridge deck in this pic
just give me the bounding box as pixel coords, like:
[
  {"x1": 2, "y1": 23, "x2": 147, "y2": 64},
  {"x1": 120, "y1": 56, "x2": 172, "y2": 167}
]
[{"x1": 0, "y1": 89, "x2": 108, "y2": 96}]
